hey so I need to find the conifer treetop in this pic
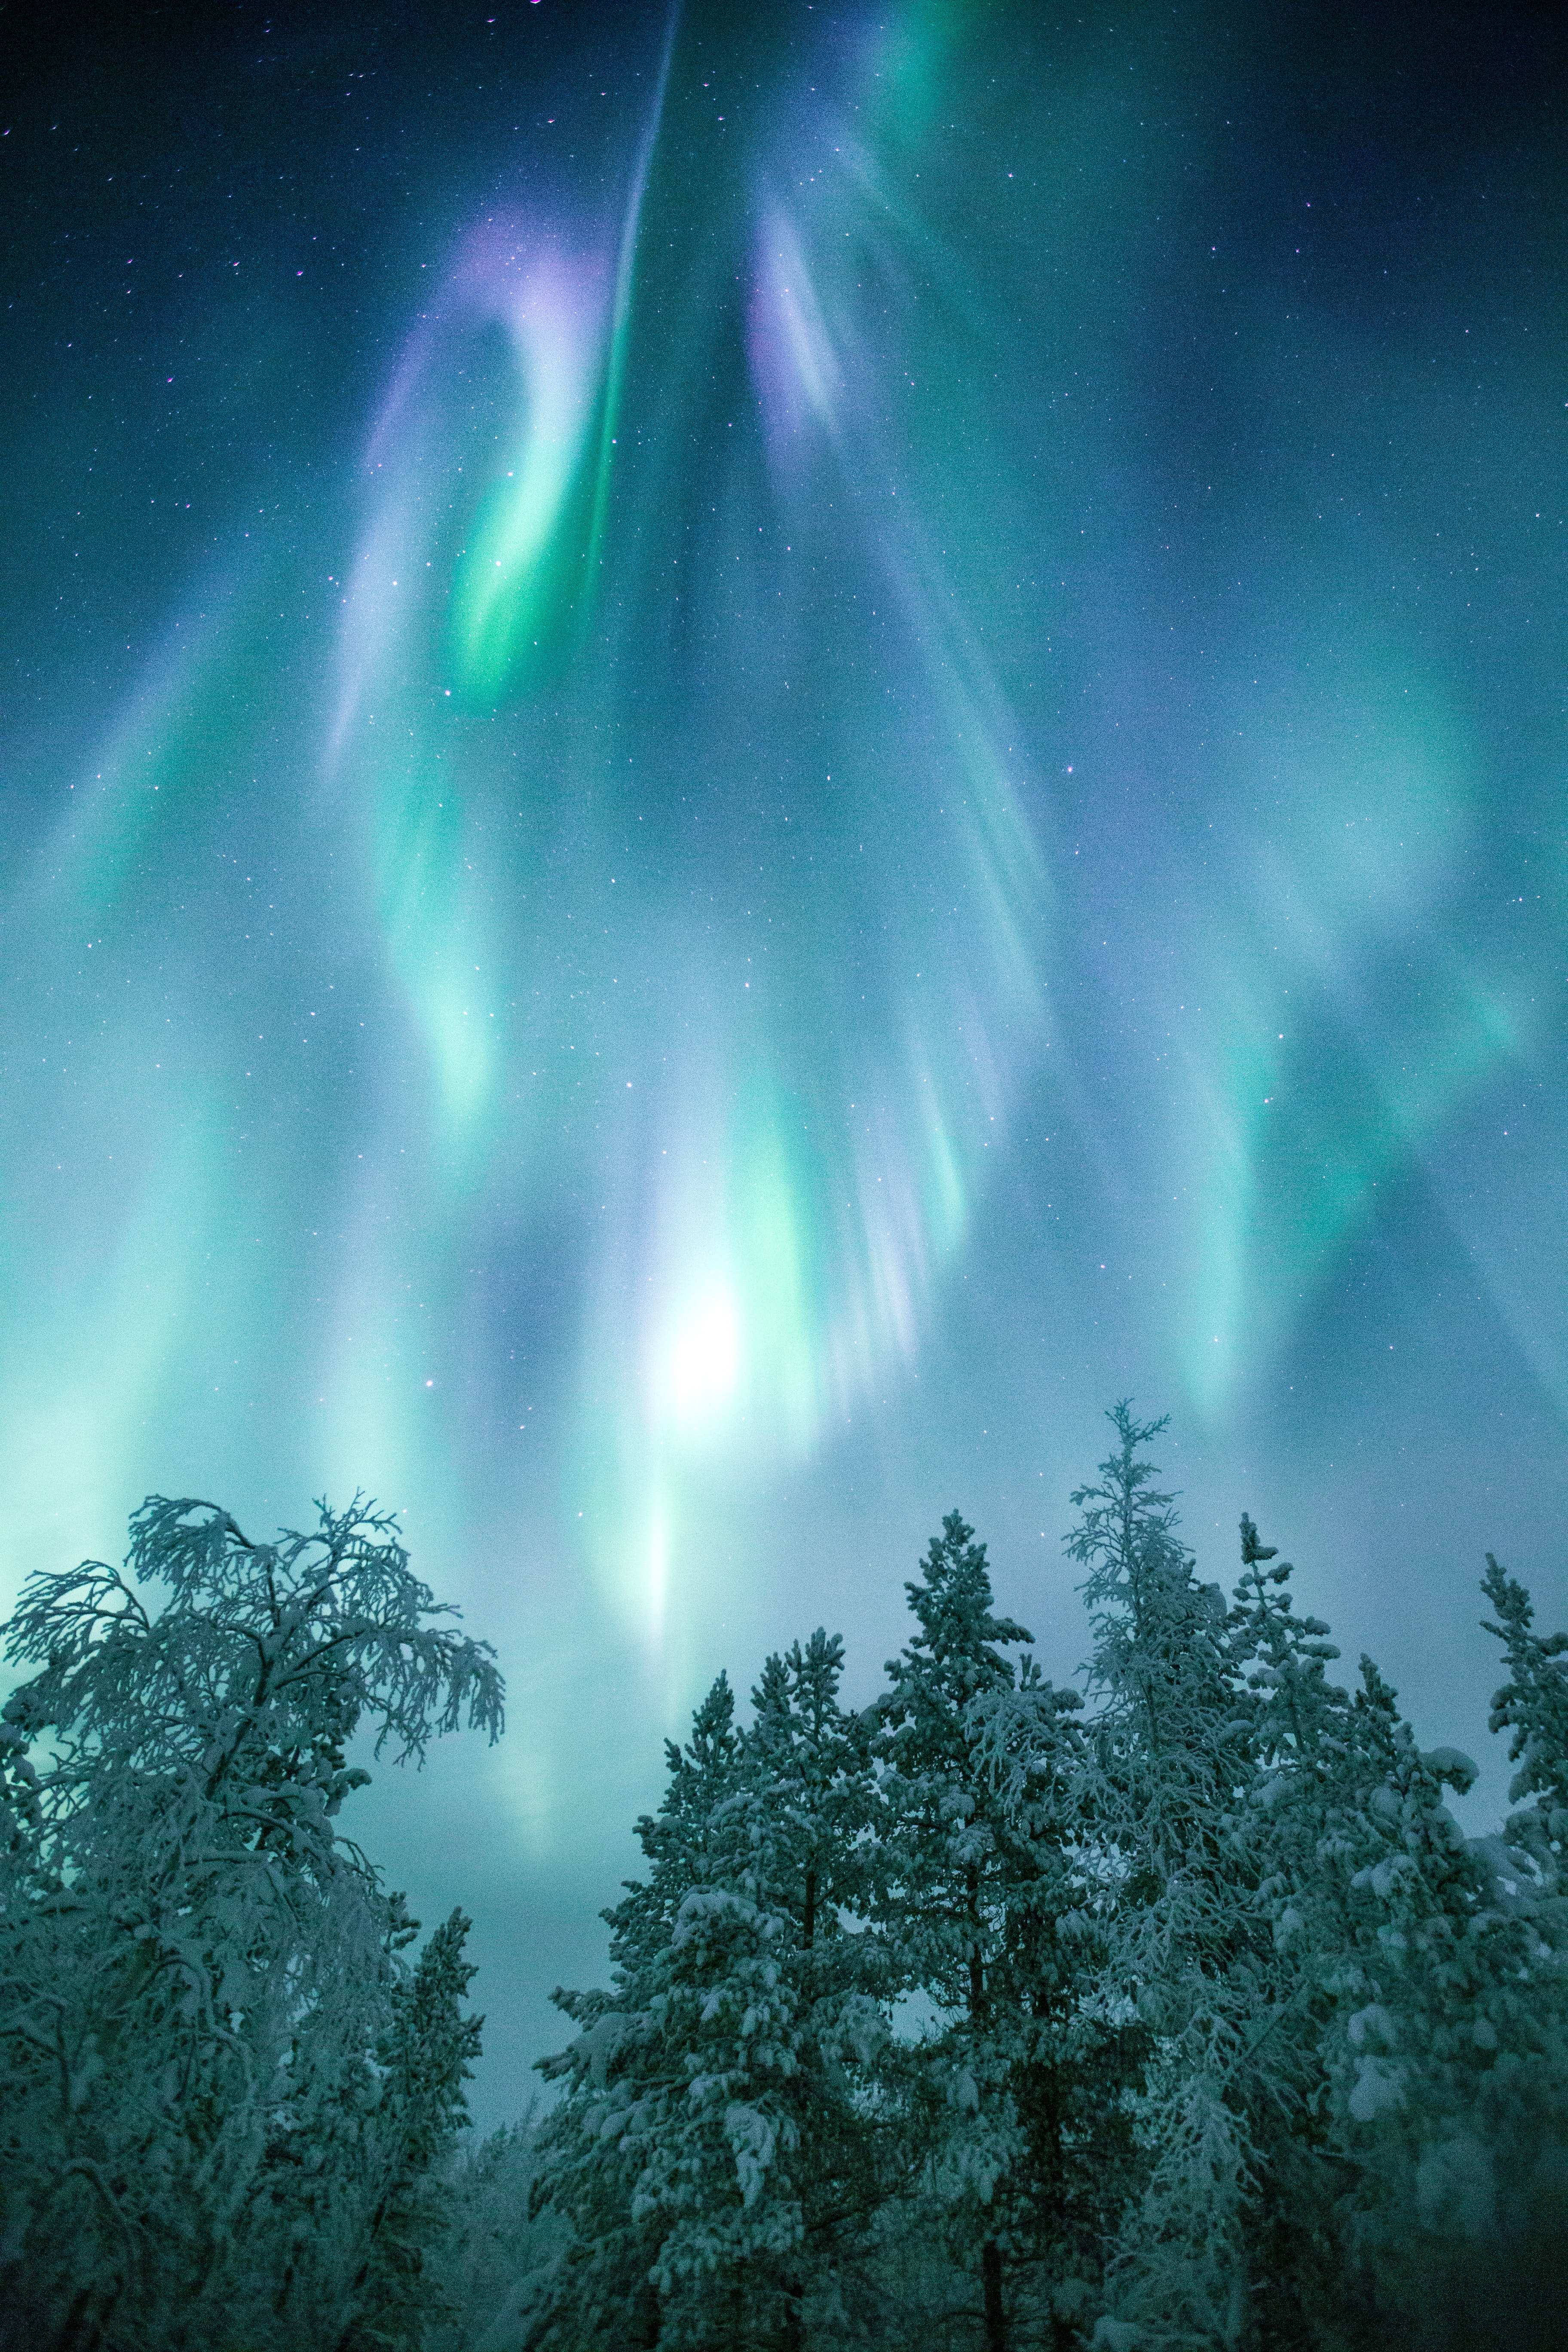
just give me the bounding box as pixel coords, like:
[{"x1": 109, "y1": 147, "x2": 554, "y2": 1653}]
[
  {"x1": 1483, "y1": 1550, "x2": 1568, "y2": 1819},
  {"x1": 884, "y1": 1511, "x2": 1032, "y2": 1711},
  {"x1": 1064, "y1": 1404, "x2": 1203, "y2": 1664}
]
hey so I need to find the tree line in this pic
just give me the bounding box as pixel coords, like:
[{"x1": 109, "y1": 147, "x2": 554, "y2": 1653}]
[{"x1": 3, "y1": 1408, "x2": 1565, "y2": 2349}]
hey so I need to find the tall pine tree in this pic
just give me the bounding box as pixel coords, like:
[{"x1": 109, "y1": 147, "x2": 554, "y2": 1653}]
[
  {"x1": 1066, "y1": 1411, "x2": 1265, "y2": 2350},
  {"x1": 531, "y1": 1646, "x2": 888, "y2": 2350},
  {"x1": 871, "y1": 1512, "x2": 1051, "y2": 2352}
]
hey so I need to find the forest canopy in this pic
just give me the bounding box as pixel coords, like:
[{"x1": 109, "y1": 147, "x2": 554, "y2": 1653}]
[{"x1": 2, "y1": 1411, "x2": 1565, "y2": 2351}]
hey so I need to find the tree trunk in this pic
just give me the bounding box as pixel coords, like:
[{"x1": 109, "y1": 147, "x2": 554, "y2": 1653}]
[
  {"x1": 634, "y1": 2277, "x2": 662, "y2": 2347},
  {"x1": 982, "y1": 2237, "x2": 1007, "y2": 2352},
  {"x1": 781, "y1": 2269, "x2": 804, "y2": 2352}
]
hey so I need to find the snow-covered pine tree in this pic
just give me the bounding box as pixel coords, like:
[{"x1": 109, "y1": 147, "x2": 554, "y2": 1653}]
[
  {"x1": 1482, "y1": 1550, "x2": 1568, "y2": 1908},
  {"x1": 1298, "y1": 1651, "x2": 1555, "y2": 2338},
  {"x1": 1471, "y1": 1553, "x2": 1568, "y2": 2330},
  {"x1": 1222, "y1": 1512, "x2": 1376, "y2": 2344},
  {"x1": 735, "y1": 1629, "x2": 890, "y2": 2342},
  {"x1": 530, "y1": 1645, "x2": 888, "y2": 2350},
  {"x1": 0, "y1": 1493, "x2": 502, "y2": 2352},
  {"x1": 961, "y1": 1646, "x2": 1148, "y2": 2350},
  {"x1": 870, "y1": 1510, "x2": 1082, "y2": 2352},
  {"x1": 1314, "y1": 1563, "x2": 1568, "y2": 2345},
  {"x1": 338, "y1": 1907, "x2": 487, "y2": 2352},
  {"x1": 1230, "y1": 1528, "x2": 1568, "y2": 2346},
  {"x1": 431, "y1": 2112, "x2": 563, "y2": 2352},
  {"x1": 527, "y1": 1672, "x2": 745, "y2": 2349},
  {"x1": 1065, "y1": 1409, "x2": 1265, "y2": 2351}
]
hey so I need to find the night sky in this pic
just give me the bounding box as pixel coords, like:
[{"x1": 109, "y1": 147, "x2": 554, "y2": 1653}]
[{"x1": 3, "y1": 0, "x2": 1564, "y2": 2128}]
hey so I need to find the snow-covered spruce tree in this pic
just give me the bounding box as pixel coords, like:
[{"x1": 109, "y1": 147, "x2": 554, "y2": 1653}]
[
  {"x1": 737, "y1": 1628, "x2": 893, "y2": 2341},
  {"x1": 1298, "y1": 1658, "x2": 1558, "y2": 2339},
  {"x1": 530, "y1": 1648, "x2": 886, "y2": 2350},
  {"x1": 1223, "y1": 1525, "x2": 1568, "y2": 2347},
  {"x1": 960, "y1": 1646, "x2": 1149, "y2": 2350},
  {"x1": 526, "y1": 1674, "x2": 745, "y2": 2349},
  {"x1": 1289, "y1": 1569, "x2": 1568, "y2": 2346},
  {"x1": 1471, "y1": 1554, "x2": 1568, "y2": 2323},
  {"x1": 1214, "y1": 1512, "x2": 1366, "y2": 2341},
  {"x1": 1482, "y1": 1550, "x2": 1568, "y2": 1908},
  {"x1": 338, "y1": 1907, "x2": 487, "y2": 2352},
  {"x1": 1065, "y1": 1410, "x2": 1274, "y2": 2351},
  {"x1": 1069, "y1": 1436, "x2": 1525, "y2": 2351},
  {"x1": 429, "y1": 2111, "x2": 564, "y2": 2352},
  {"x1": 0, "y1": 1494, "x2": 502, "y2": 2352},
  {"x1": 869, "y1": 1511, "x2": 1129, "y2": 2352}
]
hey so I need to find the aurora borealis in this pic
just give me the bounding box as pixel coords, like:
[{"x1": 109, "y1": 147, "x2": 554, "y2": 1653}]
[{"x1": 3, "y1": 0, "x2": 1564, "y2": 2121}]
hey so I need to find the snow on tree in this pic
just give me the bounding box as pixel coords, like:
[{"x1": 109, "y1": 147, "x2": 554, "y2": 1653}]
[
  {"x1": 1063, "y1": 1410, "x2": 1268, "y2": 2351},
  {"x1": 447, "y1": 1430, "x2": 1568, "y2": 2350},
  {"x1": 26, "y1": 1424, "x2": 1554, "y2": 2350},
  {"x1": 526, "y1": 1672, "x2": 745, "y2": 2348},
  {"x1": 1285, "y1": 1558, "x2": 1568, "y2": 2340},
  {"x1": 428, "y1": 2113, "x2": 564, "y2": 2352},
  {"x1": 870, "y1": 1510, "x2": 1096, "y2": 2352},
  {"x1": 960, "y1": 1642, "x2": 1148, "y2": 2350},
  {"x1": 1300, "y1": 1653, "x2": 1561, "y2": 2325},
  {"x1": 341, "y1": 1907, "x2": 488, "y2": 2352},
  {"x1": 1218, "y1": 1521, "x2": 1568, "y2": 2346},
  {"x1": 1216, "y1": 1510, "x2": 1365, "y2": 2342},
  {"x1": 529, "y1": 1647, "x2": 894, "y2": 2350},
  {"x1": 1066, "y1": 1410, "x2": 1243, "y2": 1932},
  {"x1": 734, "y1": 1629, "x2": 893, "y2": 2340},
  {"x1": 1482, "y1": 1550, "x2": 1568, "y2": 1905},
  {"x1": 0, "y1": 1493, "x2": 502, "y2": 2352}
]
